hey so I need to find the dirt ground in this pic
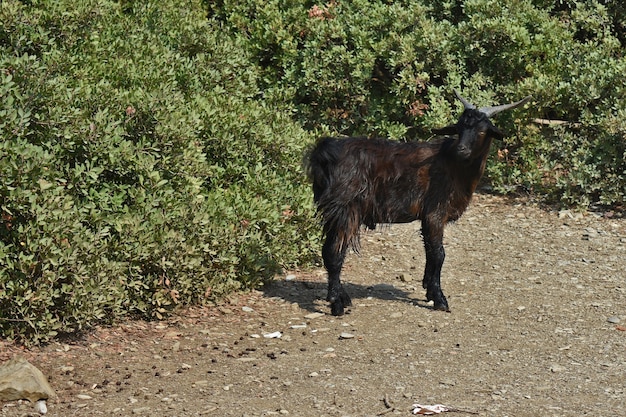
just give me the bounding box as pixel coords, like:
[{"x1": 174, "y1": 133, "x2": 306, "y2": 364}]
[{"x1": 1, "y1": 193, "x2": 625, "y2": 417}]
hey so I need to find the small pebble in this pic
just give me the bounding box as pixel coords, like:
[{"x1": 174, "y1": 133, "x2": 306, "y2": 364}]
[
  {"x1": 339, "y1": 332, "x2": 355, "y2": 339},
  {"x1": 285, "y1": 274, "x2": 296, "y2": 281},
  {"x1": 305, "y1": 312, "x2": 325, "y2": 319},
  {"x1": 34, "y1": 400, "x2": 47, "y2": 414},
  {"x1": 607, "y1": 316, "x2": 620, "y2": 324},
  {"x1": 550, "y1": 364, "x2": 566, "y2": 373}
]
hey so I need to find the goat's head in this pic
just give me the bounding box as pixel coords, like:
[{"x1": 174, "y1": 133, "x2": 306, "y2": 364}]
[{"x1": 433, "y1": 90, "x2": 531, "y2": 162}]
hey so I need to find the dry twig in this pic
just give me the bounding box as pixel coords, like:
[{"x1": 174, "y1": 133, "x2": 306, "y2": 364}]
[{"x1": 377, "y1": 394, "x2": 395, "y2": 415}]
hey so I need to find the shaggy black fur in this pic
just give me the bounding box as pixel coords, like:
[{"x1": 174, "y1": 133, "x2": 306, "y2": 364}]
[{"x1": 306, "y1": 100, "x2": 527, "y2": 315}]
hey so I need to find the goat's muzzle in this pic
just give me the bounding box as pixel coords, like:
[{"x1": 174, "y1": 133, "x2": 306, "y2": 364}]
[{"x1": 455, "y1": 144, "x2": 472, "y2": 161}]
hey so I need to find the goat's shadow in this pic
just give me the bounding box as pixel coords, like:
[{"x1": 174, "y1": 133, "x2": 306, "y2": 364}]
[{"x1": 261, "y1": 276, "x2": 436, "y2": 315}]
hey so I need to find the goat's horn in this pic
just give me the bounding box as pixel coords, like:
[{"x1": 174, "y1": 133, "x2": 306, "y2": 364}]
[
  {"x1": 453, "y1": 89, "x2": 476, "y2": 110},
  {"x1": 479, "y1": 95, "x2": 532, "y2": 117}
]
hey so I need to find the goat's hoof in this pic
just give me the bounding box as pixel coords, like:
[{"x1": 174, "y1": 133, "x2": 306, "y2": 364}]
[
  {"x1": 329, "y1": 292, "x2": 352, "y2": 316},
  {"x1": 433, "y1": 295, "x2": 450, "y2": 312},
  {"x1": 330, "y1": 301, "x2": 345, "y2": 316},
  {"x1": 426, "y1": 291, "x2": 450, "y2": 312},
  {"x1": 433, "y1": 302, "x2": 451, "y2": 312}
]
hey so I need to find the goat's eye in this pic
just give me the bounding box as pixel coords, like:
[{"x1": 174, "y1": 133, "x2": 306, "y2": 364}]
[{"x1": 478, "y1": 131, "x2": 487, "y2": 138}]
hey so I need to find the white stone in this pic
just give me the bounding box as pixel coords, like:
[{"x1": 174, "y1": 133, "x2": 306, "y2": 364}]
[{"x1": 34, "y1": 400, "x2": 47, "y2": 414}]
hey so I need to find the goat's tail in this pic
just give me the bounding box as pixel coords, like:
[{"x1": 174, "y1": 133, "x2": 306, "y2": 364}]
[
  {"x1": 305, "y1": 137, "x2": 341, "y2": 204},
  {"x1": 305, "y1": 137, "x2": 361, "y2": 253}
]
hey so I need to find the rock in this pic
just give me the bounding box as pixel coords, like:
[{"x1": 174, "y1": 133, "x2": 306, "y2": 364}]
[
  {"x1": 550, "y1": 364, "x2": 566, "y2": 373},
  {"x1": 218, "y1": 307, "x2": 233, "y2": 315},
  {"x1": 397, "y1": 274, "x2": 409, "y2": 282},
  {"x1": 439, "y1": 378, "x2": 456, "y2": 386},
  {"x1": 34, "y1": 399, "x2": 47, "y2": 414},
  {"x1": 0, "y1": 357, "x2": 56, "y2": 403},
  {"x1": 339, "y1": 332, "x2": 355, "y2": 339},
  {"x1": 607, "y1": 316, "x2": 621, "y2": 324},
  {"x1": 285, "y1": 274, "x2": 296, "y2": 281},
  {"x1": 304, "y1": 312, "x2": 325, "y2": 319}
]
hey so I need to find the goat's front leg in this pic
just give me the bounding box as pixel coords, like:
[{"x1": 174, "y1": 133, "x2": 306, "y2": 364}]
[
  {"x1": 421, "y1": 220, "x2": 450, "y2": 312},
  {"x1": 322, "y1": 233, "x2": 351, "y2": 316}
]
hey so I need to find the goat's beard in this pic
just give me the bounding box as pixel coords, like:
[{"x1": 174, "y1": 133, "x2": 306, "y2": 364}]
[{"x1": 454, "y1": 150, "x2": 473, "y2": 163}]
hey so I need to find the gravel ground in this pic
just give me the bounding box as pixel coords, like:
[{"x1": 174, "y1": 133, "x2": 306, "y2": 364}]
[{"x1": 1, "y1": 193, "x2": 625, "y2": 417}]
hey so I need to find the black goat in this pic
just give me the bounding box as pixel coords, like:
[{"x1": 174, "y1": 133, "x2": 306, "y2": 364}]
[{"x1": 307, "y1": 89, "x2": 531, "y2": 315}]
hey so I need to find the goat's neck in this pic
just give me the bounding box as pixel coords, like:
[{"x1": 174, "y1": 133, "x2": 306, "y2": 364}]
[{"x1": 456, "y1": 150, "x2": 491, "y2": 197}]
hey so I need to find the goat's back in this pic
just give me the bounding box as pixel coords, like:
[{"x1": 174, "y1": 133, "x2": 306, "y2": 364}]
[{"x1": 306, "y1": 135, "x2": 444, "y2": 203}]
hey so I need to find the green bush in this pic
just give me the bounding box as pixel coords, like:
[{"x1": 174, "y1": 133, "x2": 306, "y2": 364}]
[
  {"x1": 0, "y1": 0, "x2": 319, "y2": 344},
  {"x1": 2, "y1": 0, "x2": 626, "y2": 344},
  {"x1": 210, "y1": 0, "x2": 626, "y2": 207}
]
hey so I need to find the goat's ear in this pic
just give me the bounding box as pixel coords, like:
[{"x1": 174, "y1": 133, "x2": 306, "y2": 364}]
[
  {"x1": 432, "y1": 125, "x2": 458, "y2": 136},
  {"x1": 489, "y1": 125, "x2": 504, "y2": 140}
]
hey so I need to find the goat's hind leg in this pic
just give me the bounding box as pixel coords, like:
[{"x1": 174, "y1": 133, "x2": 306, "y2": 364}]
[
  {"x1": 322, "y1": 234, "x2": 351, "y2": 316},
  {"x1": 421, "y1": 221, "x2": 450, "y2": 312},
  {"x1": 423, "y1": 247, "x2": 449, "y2": 311}
]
